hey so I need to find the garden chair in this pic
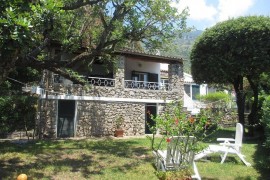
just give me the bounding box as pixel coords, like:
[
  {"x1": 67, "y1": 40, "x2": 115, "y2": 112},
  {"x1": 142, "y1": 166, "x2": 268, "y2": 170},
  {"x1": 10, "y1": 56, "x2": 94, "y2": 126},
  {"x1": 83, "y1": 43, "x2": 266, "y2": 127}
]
[
  {"x1": 153, "y1": 136, "x2": 201, "y2": 180},
  {"x1": 195, "y1": 123, "x2": 251, "y2": 166}
]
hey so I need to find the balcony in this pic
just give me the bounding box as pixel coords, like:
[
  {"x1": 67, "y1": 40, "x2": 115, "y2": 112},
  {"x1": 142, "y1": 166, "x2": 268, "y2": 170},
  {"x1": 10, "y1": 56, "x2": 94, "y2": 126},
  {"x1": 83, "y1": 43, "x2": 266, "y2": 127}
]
[
  {"x1": 87, "y1": 77, "x2": 115, "y2": 87},
  {"x1": 54, "y1": 75, "x2": 115, "y2": 87},
  {"x1": 53, "y1": 75, "x2": 172, "y2": 91},
  {"x1": 124, "y1": 80, "x2": 172, "y2": 91}
]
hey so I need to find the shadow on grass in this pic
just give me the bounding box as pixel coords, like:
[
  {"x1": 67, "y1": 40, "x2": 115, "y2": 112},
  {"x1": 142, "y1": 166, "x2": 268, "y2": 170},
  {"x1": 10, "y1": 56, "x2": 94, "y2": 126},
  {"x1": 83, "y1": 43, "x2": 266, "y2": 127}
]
[
  {"x1": 251, "y1": 140, "x2": 270, "y2": 179},
  {"x1": 0, "y1": 141, "x2": 95, "y2": 179},
  {"x1": 203, "y1": 128, "x2": 235, "y2": 143},
  {"x1": 201, "y1": 127, "x2": 270, "y2": 179},
  {"x1": 0, "y1": 138, "x2": 152, "y2": 179}
]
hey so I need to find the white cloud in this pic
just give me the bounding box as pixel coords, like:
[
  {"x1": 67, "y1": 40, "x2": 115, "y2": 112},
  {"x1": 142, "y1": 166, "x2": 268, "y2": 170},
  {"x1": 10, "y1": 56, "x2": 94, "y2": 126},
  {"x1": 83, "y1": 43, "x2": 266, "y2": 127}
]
[
  {"x1": 173, "y1": 0, "x2": 256, "y2": 29},
  {"x1": 217, "y1": 0, "x2": 255, "y2": 21},
  {"x1": 172, "y1": 0, "x2": 218, "y2": 21}
]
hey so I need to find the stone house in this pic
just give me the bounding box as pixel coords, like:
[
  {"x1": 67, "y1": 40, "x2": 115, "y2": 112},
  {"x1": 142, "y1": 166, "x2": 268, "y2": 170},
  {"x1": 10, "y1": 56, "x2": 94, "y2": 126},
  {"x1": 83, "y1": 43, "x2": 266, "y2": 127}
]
[{"x1": 37, "y1": 49, "x2": 184, "y2": 138}]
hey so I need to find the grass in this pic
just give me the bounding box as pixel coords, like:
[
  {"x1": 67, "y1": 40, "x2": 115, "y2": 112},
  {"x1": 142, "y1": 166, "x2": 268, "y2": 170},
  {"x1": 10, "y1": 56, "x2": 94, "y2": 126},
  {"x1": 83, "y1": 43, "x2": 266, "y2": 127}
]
[
  {"x1": 0, "y1": 128, "x2": 269, "y2": 180},
  {"x1": 0, "y1": 138, "x2": 156, "y2": 180}
]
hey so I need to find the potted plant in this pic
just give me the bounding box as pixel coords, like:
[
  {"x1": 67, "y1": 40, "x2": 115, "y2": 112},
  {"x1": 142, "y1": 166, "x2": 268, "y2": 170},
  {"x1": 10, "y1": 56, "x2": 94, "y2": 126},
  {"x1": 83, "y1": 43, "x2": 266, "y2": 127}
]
[{"x1": 114, "y1": 115, "x2": 124, "y2": 137}]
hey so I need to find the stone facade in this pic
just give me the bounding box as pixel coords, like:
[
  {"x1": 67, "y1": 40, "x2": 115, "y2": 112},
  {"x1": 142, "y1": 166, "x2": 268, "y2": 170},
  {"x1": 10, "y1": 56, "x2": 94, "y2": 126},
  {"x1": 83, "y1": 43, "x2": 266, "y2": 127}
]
[
  {"x1": 39, "y1": 99, "x2": 57, "y2": 138},
  {"x1": 38, "y1": 54, "x2": 184, "y2": 138},
  {"x1": 76, "y1": 101, "x2": 145, "y2": 136}
]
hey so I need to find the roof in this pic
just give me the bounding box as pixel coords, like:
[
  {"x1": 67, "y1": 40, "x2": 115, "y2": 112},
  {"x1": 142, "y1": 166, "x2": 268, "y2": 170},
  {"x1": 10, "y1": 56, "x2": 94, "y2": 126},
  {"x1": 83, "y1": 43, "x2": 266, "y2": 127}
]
[
  {"x1": 183, "y1": 73, "x2": 194, "y2": 83},
  {"x1": 114, "y1": 48, "x2": 183, "y2": 64}
]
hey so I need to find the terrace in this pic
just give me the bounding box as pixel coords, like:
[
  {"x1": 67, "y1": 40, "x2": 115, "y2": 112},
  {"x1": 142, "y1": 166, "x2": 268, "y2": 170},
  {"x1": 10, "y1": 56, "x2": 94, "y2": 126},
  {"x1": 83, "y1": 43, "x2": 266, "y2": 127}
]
[{"x1": 49, "y1": 50, "x2": 183, "y2": 99}]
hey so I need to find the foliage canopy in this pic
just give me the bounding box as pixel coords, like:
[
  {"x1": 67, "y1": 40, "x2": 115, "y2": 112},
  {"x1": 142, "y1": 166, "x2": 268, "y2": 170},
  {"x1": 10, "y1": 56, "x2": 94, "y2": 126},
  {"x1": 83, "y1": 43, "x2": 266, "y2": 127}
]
[
  {"x1": 191, "y1": 16, "x2": 270, "y2": 84},
  {"x1": 190, "y1": 16, "x2": 270, "y2": 131}
]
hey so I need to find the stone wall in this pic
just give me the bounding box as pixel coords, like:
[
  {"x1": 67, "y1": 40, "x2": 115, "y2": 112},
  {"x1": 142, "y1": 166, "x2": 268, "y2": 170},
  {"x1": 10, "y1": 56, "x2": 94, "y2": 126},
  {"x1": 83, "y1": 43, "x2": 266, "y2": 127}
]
[
  {"x1": 53, "y1": 85, "x2": 182, "y2": 101},
  {"x1": 38, "y1": 99, "x2": 57, "y2": 138},
  {"x1": 219, "y1": 110, "x2": 238, "y2": 127},
  {"x1": 38, "y1": 99, "x2": 166, "y2": 137},
  {"x1": 76, "y1": 101, "x2": 145, "y2": 136}
]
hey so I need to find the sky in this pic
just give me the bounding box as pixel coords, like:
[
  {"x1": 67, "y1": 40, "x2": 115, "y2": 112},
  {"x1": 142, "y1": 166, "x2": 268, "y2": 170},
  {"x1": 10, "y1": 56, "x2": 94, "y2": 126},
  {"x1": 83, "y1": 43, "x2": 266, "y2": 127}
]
[{"x1": 172, "y1": 0, "x2": 270, "y2": 30}]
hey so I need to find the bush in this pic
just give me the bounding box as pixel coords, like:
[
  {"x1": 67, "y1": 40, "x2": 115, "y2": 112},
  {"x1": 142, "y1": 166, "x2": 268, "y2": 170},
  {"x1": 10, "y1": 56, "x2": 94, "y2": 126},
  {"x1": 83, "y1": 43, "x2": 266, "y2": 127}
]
[
  {"x1": 0, "y1": 95, "x2": 37, "y2": 137},
  {"x1": 149, "y1": 102, "x2": 222, "y2": 153},
  {"x1": 261, "y1": 95, "x2": 270, "y2": 148},
  {"x1": 197, "y1": 91, "x2": 230, "y2": 103}
]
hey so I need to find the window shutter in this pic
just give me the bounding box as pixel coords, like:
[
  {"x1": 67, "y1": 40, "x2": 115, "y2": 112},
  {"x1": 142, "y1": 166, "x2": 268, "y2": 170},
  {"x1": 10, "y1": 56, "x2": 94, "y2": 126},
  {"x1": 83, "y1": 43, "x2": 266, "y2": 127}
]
[{"x1": 148, "y1": 73, "x2": 158, "y2": 82}]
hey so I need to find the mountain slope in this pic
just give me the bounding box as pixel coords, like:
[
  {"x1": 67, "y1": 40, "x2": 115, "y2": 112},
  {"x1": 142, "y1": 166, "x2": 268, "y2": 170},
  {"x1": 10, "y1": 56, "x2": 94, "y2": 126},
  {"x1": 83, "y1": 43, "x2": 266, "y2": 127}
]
[{"x1": 161, "y1": 30, "x2": 203, "y2": 73}]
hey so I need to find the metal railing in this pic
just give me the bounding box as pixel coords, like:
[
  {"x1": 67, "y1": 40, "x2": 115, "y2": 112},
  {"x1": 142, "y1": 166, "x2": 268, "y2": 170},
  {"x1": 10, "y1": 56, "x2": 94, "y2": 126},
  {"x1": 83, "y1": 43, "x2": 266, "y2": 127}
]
[
  {"x1": 124, "y1": 80, "x2": 172, "y2": 91},
  {"x1": 87, "y1": 77, "x2": 115, "y2": 87},
  {"x1": 53, "y1": 75, "x2": 173, "y2": 90}
]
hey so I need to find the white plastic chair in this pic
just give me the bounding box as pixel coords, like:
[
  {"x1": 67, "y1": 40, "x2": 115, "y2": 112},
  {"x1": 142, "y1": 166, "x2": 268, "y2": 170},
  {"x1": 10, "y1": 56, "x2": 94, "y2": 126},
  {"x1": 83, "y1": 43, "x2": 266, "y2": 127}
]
[
  {"x1": 153, "y1": 136, "x2": 201, "y2": 180},
  {"x1": 195, "y1": 123, "x2": 251, "y2": 166}
]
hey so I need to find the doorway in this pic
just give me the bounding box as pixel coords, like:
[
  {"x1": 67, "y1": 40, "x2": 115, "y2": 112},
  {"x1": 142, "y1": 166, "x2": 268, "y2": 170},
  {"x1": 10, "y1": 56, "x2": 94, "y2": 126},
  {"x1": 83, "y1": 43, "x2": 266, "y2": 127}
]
[
  {"x1": 145, "y1": 103, "x2": 157, "y2": 134},
  {"x1": 57, "y1": 100, "x2": 76, "y2": 138}
]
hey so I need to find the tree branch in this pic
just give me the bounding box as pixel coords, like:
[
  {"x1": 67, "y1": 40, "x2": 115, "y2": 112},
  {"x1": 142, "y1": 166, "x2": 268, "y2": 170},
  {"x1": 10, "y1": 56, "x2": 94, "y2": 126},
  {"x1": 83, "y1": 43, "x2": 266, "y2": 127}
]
[
  {"x1": 65, "y1": 51, "x2": 95, "y2": 68},
  {"x1": 95, "y1": 2, "x2": 131, "y2": 52},
  {"x1": 27, "y1": 38, "x2": 50, "y2": 57},
  {"x1": 47, "y1": 67, "x2": 87, "y2": 85},
  {"x1": 17, "y1": 56, "x2": 66, "y2": 69},
  {"x1": 99, "y1": 9, "x2": 108, "y2": 28}
]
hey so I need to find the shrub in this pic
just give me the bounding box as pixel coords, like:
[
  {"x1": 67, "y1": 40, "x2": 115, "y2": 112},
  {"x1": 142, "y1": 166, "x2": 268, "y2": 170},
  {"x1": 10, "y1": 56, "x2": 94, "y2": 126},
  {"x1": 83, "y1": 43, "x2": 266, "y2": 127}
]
[
  {"x1": 148, "y1": 102, "x2": 223, "y2": 178},
  {"x1": 197, "y1": 91, "x2": 230, "y2": 103},
  {"x1": 261, "y1": 95, "x2": 270, "y2": 148},
  {"x1": 149, "y1": 101, "x2": 222, "y2": 153},
  {"x1": 0, "y1": 95, "x2": 37, "y2": 137}
]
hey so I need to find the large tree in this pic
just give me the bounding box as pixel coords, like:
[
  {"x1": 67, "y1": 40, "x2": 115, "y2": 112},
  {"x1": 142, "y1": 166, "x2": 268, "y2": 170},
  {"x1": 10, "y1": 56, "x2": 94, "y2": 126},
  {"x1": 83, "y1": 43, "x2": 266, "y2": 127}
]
[
  {"x1": 0, "y1": 0, "x2": 188, "y2": 84},
  {"x1": 190, "y1": 16, "x2": 270, "y2": 135}
]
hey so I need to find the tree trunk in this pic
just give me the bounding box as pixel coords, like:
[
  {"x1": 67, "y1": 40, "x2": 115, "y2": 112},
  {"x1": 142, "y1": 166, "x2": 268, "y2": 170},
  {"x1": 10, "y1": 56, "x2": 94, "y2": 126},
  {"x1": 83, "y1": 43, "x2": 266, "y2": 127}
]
[
  {"x1": 247, "y1": 76, "x2": 259, "y2": 137},
  {"x1": 233, "y1": 76, "x2": 246, "y2": 128},
  {"x1": 24, "y1": 115, "x2": 30, "y2": 141},
  {"x1": 0, "y1": 43, "x2": 19, "y2": 85}
]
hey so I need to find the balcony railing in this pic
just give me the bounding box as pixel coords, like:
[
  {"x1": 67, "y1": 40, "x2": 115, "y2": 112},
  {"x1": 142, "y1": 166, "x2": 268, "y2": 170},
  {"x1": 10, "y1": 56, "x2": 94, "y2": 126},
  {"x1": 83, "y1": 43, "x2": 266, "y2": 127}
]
[
  {"x1": 124, "y1": 80, "x2": 172, "y2": 91},
  {"x1": 87, "y1": 77, "x2": 115, "y2": 87},
  {"x1": 53, "y1": 75, "x2": 172, "y2": 90}
]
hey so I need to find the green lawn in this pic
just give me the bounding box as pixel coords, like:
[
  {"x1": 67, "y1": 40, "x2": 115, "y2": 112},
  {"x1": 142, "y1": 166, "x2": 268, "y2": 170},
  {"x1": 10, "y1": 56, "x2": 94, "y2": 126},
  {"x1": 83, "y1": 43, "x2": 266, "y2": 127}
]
[{"x1": 0, "y1": 128, "x2": 269, "y2": 180}]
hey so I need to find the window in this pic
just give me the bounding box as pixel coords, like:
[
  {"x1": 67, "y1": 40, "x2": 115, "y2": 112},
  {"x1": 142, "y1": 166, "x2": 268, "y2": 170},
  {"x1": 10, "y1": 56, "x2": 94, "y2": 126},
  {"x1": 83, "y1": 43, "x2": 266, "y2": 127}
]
[
  {"x1": 132, "y1": 71, "x2": 148, "y2": 88},
  {"x1": 130, "y1": 71, "x2": 159, "y2": 89},
  {"x1": 184, "y1": 84, "x2": 191, "y2": 97},
  {"x1": 160, "y1": 78, "x2": 168, "y2": 90},
  {"x1": 132, "y1": 71, "x2": 148, "y2": 82},
  {"x1": 54, "y1": 74, "x2": 64, "y2": 83},
  {"x1": 192, "y1": 85, "x2": 200, "y2": 100},
  {"x1": 184, "y1": 84, "x2": 200, "y2": 100},
  {"x1": 160, "y1": 78, "x2": 168, "y2": 84}
]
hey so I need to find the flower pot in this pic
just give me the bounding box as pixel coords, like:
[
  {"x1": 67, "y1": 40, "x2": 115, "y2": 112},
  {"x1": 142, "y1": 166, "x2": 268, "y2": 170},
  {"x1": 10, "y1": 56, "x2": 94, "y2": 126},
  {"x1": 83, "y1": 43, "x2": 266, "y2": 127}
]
[{"x1": 114, "y1": 129, "x2": 124, "y2": 137}]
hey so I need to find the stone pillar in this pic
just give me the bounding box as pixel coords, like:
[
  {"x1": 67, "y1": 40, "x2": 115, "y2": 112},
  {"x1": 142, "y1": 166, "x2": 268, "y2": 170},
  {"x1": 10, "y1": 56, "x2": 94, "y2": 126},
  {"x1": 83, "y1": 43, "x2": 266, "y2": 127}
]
[
  {"x1": 168, "y1": 63, "x2": 183, "y2": 90},
  {"x1": 168, "y1": 63, "x2": 184, "y2": 100},
  {"x1": 40, "y1": 70, "x2": 55, "y2": 89},
  {"x1": 38, "y1": 99, "x2": 57, "y2": 138},
  {"x1": 114, "y1": 56, "x2": 125, "y2": 89}
]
